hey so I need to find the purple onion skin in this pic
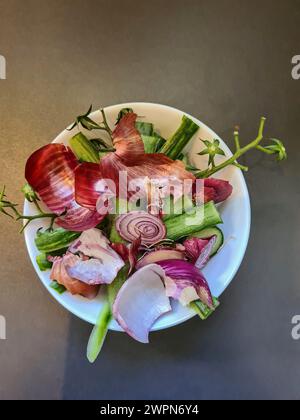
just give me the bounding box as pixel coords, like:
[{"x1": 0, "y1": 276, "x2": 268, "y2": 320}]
[
  {"x1": 136, "y1": 250, "x2": 185, "y2": 270},
  {"x1": 156, "y1": 259, "x2": 214, "y2": 308}
]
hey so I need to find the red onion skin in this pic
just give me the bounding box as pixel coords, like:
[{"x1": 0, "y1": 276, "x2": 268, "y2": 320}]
[
  {"x1": 136, "y1": 250, "x2": 185, "y2": 270},
  {"x1": 195, "y1": 236, "x2": 217, "y2": 270},
  {"x1": 25, "y1": 144, "x2": 103, "y2": 231},
  {"x1": 156, "y1": 259, "x2": 214, "y2": 308}
]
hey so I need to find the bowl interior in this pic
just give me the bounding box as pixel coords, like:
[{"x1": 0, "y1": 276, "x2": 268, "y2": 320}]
[{"x1": 24, "y1": 102, "x2": 251, "y2": 331}]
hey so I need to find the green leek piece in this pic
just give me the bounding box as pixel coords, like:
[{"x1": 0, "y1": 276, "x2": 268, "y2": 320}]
[
  {"x1": 135, "y1": 121, "x2": 154, "y2": 136},
  {"x1": 50, "y1": 281, "x2": 66, "y2": 295},
  {"x1": 153, "y1": 132, "x2": 166, "y2": 151},
  {"x1": 165, "y1": 201, "x2": 222, "y2": 241},
  {"x1": 190, "y1": 297, "x2": 220, "y2": 320},
  {"x1": 160, "y1": 115, "x2": 199, "y2": 160},
  {"x1": 87, "y1": 265, "x2": 129, "y2": 363},
  {"x1": 35, "y1": 228, "x2": 80, "y2": 253},
  {"x1": 69, "y1": 132, "x2": 100, "y2": 163},
  {"x1": 87, "y1": 302, "x2": 112, "y2": 363},
  {"x1": 36, "y1": 253, "x2": 53, "y2": 271},
  {"x1": 162, "y1": 195, "x2": 194, "y2": 221},
  {"x1": 141, "y1": 135, "x2": 159, "y2": 154}
]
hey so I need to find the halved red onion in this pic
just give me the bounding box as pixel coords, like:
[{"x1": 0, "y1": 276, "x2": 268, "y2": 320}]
[
  {"x1": 116, "y1": 211, "x2": 166, "y2": 246},
  {"x1": 113, "y1": 264, "x2": 171, "y2": 343},
  {"x1": 157, "y1": 260, "x2": 213, "y2": 308},
  {"x1": 136, "y1": 249, "x2": 185, "y2": 270}
]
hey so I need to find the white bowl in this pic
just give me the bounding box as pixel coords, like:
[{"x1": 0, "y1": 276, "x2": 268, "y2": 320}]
[{"x1": 24, "y1": 102, "x2": 251, "y2": 331}]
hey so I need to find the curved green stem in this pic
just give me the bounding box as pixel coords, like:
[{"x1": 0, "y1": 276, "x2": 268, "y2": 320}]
[
  {"x1": 255, "y1": 145, "x2": 274, "y2": 155},
  {"x1": 196, "y1": 117, "x2": 266, "y2": 178},
  {"x1": 1, "y1": 186, "x2": 59, "y2": 232}
]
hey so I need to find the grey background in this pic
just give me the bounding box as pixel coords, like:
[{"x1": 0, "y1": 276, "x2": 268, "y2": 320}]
[{"x1": 0, "y1": 0, "x2": 299, "y2": 400}]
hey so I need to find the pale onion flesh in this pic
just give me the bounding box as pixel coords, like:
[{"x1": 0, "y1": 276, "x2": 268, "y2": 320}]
[{"x1": 113, "y1": 264, "x2": 171, "y2": 343}]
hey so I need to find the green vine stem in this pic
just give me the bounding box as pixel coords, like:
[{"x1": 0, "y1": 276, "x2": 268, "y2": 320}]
[
  {"x1": 0, "y1": 185, "x2": 59, "y2": 233},
  {"x1": 195, "y1": 117, "x2": 287, "y2": 179}
]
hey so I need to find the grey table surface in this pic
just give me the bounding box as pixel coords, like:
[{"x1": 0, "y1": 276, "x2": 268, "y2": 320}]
[{"x1": 0, "y1": 0, "x2": 299, "y2": 400}]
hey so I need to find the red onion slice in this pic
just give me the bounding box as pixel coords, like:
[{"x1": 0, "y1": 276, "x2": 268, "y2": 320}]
[
  {"x1": 157, "y1": 260, "x2": 213, "y2": 308},
  {"x1": 116, "y1": 211, "x2": 166, "y2": 246},
  {"x1": 136, "y1": 249, "x2": 185, "y2": 270}
]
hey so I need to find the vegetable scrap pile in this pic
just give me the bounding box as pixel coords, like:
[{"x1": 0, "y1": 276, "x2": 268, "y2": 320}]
[{"x1": 0, "y1": 106, "x2": 287, "y2": 362}]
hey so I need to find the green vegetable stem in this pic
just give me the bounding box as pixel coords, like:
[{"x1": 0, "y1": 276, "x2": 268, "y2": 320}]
[
  {"x1": 160, "y1": 115, "x2": 199, "y2": 160},
  {"x1": 190, "y1": 297, "x2": 220, "y2": 320},
  {"x1": 35, "y1": 228, "x2": 80, "y2": 253},
  {"x1": 165, "y1": 201, "x2": 222, "y2": 241},
  {"x1": 195, "y1": 117, "x2": 287, "y2": 178},
  {"x1": 87, "y1": 265, "x2": 129, "y2": 363},
  {"x1": 69, "y1": 132, "x2": 100, "y2": 163},
  {"x1": 0, "y1": 185, "x2": 60, "y2": 233}
]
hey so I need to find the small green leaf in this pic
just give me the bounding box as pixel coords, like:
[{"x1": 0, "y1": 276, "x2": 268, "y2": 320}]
[
  {"x1": 67, "y1": 105, "x2": 103, "y2": 132},
  {"x1": 36, "y1": 253, "x2": 52, "y2": 271},
  {"x1": 198, "y1": 139, "x2": 225, "y2": 167}
]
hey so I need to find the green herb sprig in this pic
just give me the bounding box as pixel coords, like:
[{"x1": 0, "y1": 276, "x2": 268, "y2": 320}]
[
  {"x1": 0, "y1": 185, "x2": 61, "y2": 233},
  {"x1": 68, "y1": 105, "x2": 113, "y2": 144},
  {"x1": 195, "y1": 117, "x2": 287, "y2": 178}
]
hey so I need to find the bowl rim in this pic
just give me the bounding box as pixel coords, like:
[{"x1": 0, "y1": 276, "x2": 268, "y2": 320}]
[{"x1": 24, "y1": 102, "x2": 251, "y2": 330}]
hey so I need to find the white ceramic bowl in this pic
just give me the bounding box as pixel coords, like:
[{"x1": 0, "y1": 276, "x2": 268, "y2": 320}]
[{"x1": 24, "y1": 102, "x2": 251, "y2": 331}]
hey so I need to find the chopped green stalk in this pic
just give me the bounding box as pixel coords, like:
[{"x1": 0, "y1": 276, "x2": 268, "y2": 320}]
[
  {"x1": 162, "y1": 195, "x2": 194, "y2": 221},
  {"x1": 87, "y1": 302, "x2": 112, "y2": 363},
  {"x1": 69, "y1": 132, "x2": 100, "y2": 163},
  {"x1": 160, "y1": 115, "x2": 199, "y2": 160},
  {"x1": 50, "y1": 281, "x2": 66, "y2": 295},
  {"x1": 87, "y1": 265, "x2": 129, "y2": 364},
  {"x1": 136, "y1": 121, "x2": 154, "y2": 136},
  {"x1": 108, "y1": 265, "x2": 129, "y2": 307},
  {"x1": 190, "y1": 297, "x2": 220, "y2": 320},
  {"x1": 141, "y1": 135, "x2": 159, "y2": 154},
  {"x1": 36, "y1": 253, "x2": 53, "y2": 271},
  {"x1": 109, "y1": 221, "x2": 125, "y2": 244},
  {"x1": 108, "y1": 203, "x2": 128, "y2": 243},
  {"x1": 153, "y1": 132, "x2": 166, "y2": 151},
  {"x1": 165, "y1": 201, "x2": 222, "y2": 241},
  {"x1": 35, "y1": 228, "x2": 80, "y2": 253}
]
